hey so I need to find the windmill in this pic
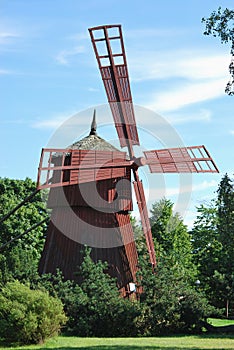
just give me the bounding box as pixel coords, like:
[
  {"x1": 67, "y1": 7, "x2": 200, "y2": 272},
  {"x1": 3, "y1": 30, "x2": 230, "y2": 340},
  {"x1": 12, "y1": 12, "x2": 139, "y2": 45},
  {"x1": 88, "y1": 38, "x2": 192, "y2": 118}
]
[{"x1": 37, "y1": 25, "x2": 218, "y2": 296}]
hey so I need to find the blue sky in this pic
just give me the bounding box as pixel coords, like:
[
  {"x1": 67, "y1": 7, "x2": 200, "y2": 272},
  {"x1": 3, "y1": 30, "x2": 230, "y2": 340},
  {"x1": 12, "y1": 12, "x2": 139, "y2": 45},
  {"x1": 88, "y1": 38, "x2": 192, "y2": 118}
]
[{"x1": 1, "y1": 0, "x2": 234, "y2": 227}]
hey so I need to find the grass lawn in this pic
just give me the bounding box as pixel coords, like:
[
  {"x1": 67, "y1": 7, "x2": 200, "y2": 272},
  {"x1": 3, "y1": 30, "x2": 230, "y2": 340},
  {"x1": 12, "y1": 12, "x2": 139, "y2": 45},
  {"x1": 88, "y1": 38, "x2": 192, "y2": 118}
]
[
  {"x1": 0, "y1": 319, "x2": 233, "y2": 350},
  {"x1": 0, "y1": 334, "x2": 234, "y2": 350},
  {"x1": 208, "y1": 318, "x2": 234, "y2": 327}
]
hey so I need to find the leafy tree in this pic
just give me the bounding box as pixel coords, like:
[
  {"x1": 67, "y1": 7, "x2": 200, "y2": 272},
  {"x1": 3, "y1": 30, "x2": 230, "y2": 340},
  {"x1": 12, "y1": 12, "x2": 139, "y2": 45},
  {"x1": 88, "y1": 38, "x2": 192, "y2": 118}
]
[
  {"x1": 191, "y1": 203, "x2": 223, "y2": 311},
  {"x1": 202, "y1": 7, "x2": 234, "y2": 95},
  {"x1": 150, "y1": 198, "x2": 195, "y2": 278},
  {"x1": 136, "y1": 256, "x2": 213, "y2": 335},
  {"x1": 191, "y1": 174, "x2": 234, "y2": 317},
  {"x1": 0, "y1": 177, "x2": 48, "y2": 283},
  {"x1": 0, "y1": 280, "x2": 67, "y2": 345},
  {"x1": 216, "y1": 174, "x2": 234, "y2": 317},
  {"x1": 134, "y1": 199, "x2": 212, "y2": 335}
]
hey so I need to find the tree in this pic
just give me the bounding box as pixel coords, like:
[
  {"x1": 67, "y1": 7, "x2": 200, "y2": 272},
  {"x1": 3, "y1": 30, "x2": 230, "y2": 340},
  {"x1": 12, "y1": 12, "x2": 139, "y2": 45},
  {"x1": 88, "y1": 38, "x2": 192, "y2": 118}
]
[
  {"x1": 191, "y1": 203, "x2": 223, "y2": 311},
  {"x1": 134, "y1": 199, "x2": 212, "y2": 335},
  {"x1": 150, "y1": 198, "x2": 195, "y2": 278},
  {"x1": 202, "y1": 7, "x2": 234, "y2": 95},
  {"x1": 136, "y1": 255, "x2": 213, "y2": 335},
  {"x1": 216, "y1": 174, "x2": 234, "y2": 317},
  {"x1": 0, "y1": 178, "x2": 48, "y2": 283},
  {"x1": 191, "y1": 174, "x2": 234, "y2": 317}
]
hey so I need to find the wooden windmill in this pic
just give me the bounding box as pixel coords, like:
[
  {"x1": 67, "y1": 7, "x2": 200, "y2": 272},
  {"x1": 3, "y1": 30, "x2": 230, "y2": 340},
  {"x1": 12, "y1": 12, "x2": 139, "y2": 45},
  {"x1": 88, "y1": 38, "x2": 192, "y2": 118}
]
[{"x1": 37, "y1": 25, "x2": 218, "y2": 296}]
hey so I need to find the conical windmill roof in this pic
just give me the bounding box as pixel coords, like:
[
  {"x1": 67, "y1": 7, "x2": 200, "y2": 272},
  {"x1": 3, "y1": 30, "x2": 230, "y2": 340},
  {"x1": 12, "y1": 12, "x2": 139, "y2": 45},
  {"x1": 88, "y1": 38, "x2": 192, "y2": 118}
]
[
  {"x1": 68, "y1": 110, "x2": 120, "y2": 152},
  {"x1": 68, "y1": 134, "x2": 120, "y2": 152}
]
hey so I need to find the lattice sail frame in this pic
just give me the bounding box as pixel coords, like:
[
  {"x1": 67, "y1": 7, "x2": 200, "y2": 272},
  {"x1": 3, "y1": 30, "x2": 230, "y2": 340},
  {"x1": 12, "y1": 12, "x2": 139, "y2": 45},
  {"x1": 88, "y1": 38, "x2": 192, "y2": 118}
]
[
  {"x1": 144, "y1": 145, "x2": 219, "y2": 173},
  {"x1": 89, "y1": 25, "x2": 139, "y2": 154}
]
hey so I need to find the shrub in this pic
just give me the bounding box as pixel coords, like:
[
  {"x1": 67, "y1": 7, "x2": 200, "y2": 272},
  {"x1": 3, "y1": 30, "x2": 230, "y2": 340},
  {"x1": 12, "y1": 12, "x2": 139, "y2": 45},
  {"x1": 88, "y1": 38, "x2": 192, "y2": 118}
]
[
  {"x1": 136, "y1": 256, "x2": 213, "y2": 335},
  {"x1": 0, "y1": 280, "x2": 67, "y2": 345},
  {"x1": 37, "y1": 250, "x2": 140, "y2": 337}
]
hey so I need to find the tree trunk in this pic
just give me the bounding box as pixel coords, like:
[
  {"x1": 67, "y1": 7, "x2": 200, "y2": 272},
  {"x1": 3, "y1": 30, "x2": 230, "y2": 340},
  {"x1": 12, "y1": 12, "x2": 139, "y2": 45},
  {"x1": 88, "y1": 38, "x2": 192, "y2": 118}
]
[{"x1": 226, "y1": 299, "x2": 229, "y2": 319}]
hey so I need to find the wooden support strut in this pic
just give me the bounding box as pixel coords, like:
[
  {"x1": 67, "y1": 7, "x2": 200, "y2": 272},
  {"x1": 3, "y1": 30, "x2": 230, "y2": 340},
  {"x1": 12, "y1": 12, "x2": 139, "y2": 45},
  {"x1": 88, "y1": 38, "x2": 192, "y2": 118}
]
[{"x1": 0, "y1": 188, "x2": 40, "y2": 224}]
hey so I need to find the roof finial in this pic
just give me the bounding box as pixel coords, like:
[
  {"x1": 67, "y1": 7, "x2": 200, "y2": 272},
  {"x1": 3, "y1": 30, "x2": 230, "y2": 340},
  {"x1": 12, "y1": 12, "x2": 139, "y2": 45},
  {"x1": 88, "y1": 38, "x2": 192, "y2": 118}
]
[{"x1": 89, "y1": 109, "x2": 97, "y2": 136}]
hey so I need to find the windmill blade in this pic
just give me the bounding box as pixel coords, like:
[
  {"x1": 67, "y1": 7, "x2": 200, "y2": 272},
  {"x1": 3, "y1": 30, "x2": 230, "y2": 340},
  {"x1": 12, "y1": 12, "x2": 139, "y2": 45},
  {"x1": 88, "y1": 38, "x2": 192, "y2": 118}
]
[
  {"x1": 133, "y1": 173, "x2": 156, "y2": 268},
  {"x1": 37, "y1": 148, "x2": 131, "y2": 189},
  {"x1": 144, "y1": 145, "x2": 219, "y2": 173},
  {"x1": 89, "y1": 25, "x2": 139, "y2": 155}
]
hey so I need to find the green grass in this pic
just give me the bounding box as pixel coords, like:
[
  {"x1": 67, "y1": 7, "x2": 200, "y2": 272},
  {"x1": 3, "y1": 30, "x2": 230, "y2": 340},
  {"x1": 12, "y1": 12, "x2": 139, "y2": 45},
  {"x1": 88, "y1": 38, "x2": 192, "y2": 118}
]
[
  {"x1": 0, "y1": 334, "x2": 234, "y2": 350},
  {"x1": 1, "y1": 320, "x2": 234, "y2": 350},
  {"x1": 208, "y1": 318, "x2": 234, "y2": 327}
]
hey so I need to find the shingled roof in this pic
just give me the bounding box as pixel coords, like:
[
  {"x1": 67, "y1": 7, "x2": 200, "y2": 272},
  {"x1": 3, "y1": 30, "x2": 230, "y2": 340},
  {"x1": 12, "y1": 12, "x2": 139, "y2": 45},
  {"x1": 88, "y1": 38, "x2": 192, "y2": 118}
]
[{"x1": 68, "y1": 134, "x2": 119, "y2": 152}]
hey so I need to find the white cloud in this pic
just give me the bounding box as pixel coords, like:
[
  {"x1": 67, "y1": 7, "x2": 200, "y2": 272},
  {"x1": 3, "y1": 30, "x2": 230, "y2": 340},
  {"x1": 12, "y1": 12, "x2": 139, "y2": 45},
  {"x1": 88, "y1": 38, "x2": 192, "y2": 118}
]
[
  {"x1": 128, "y1": 48, "x2": 230, "y2": 112},
  {"x1": 0, "y1": 69, "x2": 12, "y2": 75},
  {"x1": 32, "y1": 112, "x2": 76, "y2": 129},
  {"x1": 0, "y1": 31, "x2": 20, "y2": 44},
  {"x1": 147, "y1": 77, "x2": 227, "y2": 112},
  {"x1": 88, "y1": 87, "x2": 99, "y2": 92},
  {"x1": 230, "y1": 130, "x2": 234, "y2": 135},
  {"x1": 55, "y1": 45, "x2": 85, "y2": 65},
  {"x1": 31, "y1": 109, "x2": 97, "y2": 130},
  {"x1": 148, "y1": 179, "x2": 218, "y2": 199},
  {"x1": 130, "y1": 50, "x2": 229, "y2": 82},
  {"x1": 126, "y1": 28, "x2": 184, "y2": 39},
  {"x1": 164, "y1": 109, "x2": 212, "y2": 125}
]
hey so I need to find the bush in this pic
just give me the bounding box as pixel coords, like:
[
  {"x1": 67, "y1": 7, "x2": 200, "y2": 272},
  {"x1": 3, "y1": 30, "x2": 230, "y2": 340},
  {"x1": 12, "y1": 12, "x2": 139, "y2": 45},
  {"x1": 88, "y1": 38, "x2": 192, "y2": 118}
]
[
  {"x1": 36, "y1": 249, "x2": 140, "y2": 337},
  {"x1": 136, "y1": 256, "x2": 213, "y2": 335},
  {"x1": 0, "y1": 280, "x2": 67, "y2": 345}
]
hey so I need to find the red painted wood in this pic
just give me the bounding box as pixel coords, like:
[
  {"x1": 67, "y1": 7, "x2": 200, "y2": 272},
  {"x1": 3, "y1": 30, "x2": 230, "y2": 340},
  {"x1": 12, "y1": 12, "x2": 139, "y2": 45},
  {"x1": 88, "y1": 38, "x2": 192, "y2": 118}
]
[
  {"x1": 144, "y1": 145, "x2": 219, "y2": 173},
  {"x1": 89, "y1": 25, "x2": 139, "y2": 154}
]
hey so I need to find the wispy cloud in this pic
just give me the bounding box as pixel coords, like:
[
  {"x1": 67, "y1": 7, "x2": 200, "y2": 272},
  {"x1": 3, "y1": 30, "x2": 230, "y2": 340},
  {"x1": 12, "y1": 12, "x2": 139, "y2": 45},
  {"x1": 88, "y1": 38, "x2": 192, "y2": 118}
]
[
  {"x1": 129, "y1": 48, "x2": 229, "y2": 113},
  {"x1": 32, "y1": 113, "x2": 72, "y2": 129},
  {"x1": 230, "y1": 130, "x2": 234, "y2": 135},
  {"x1": 126, "y1": 28, "x2": 184, "y2": 39},
  {"x1": 165, "y1": 109, "x2": 212, "y2": 125},
  {"x1": 55, "y1": 45, "x2": 85, "y2": 65},
  {"x1": 148, "y1": 179, "x2": 218, "y2": 199},
  {"x1": 31, "y1": 109, "x2": 94, "y2": 130},
  {"x1": 0, "y1": 69, "x2": 13, "y2": 75},
  {"x1": 130, "y1": 50, "x2": 229, "y2": 82},
  {"x1": 88, "y1": 87, "x2": 99, "y2": 92},
  {"x1": 0, "y1": 31, "x2": 20, "y2": 44},
  {"x1": 147, "y1": 77, "x2": 226, "y2": 113}
]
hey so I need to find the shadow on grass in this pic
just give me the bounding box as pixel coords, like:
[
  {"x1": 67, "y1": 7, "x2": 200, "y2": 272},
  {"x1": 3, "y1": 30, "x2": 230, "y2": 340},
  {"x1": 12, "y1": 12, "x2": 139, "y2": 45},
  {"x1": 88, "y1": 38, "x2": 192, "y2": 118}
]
[{"x1": 3, "y1": 345, "x2": 234, "y2": 350}]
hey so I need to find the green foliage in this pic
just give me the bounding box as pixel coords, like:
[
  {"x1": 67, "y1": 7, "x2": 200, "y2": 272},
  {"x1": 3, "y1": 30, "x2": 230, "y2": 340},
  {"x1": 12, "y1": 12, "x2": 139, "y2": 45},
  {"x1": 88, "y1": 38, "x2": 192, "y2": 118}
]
[
  {"x1": 37, "y1": 248, "x2": 140, "y2": 337},
  {"x1": 150, "y1": 198, "x2": 195, "y2": 277},
  {"x1": 202, "y1": 7, "x2": 234, "y2": 49},
  {"x1": 136, "y1": 257, "x2": 213, "y2": 335},
  {"x1": 0, "y1": 177, "x2": 220, "y2": 337},
  {"x1": 202, "y1": 7, "x2": 234, "y2": 95},
  {"x1": 191, "y1": 174, "x2": 234, "y2": 316},
  {"x1": 0, "y1": 177, "x2": 48, "y2": 283},
  {"x1": 133, "y1": 198, "x2": 213, "y2": 335},
  {"x1": 0, "y1": 280, "x2": 67, "y2": 345}
]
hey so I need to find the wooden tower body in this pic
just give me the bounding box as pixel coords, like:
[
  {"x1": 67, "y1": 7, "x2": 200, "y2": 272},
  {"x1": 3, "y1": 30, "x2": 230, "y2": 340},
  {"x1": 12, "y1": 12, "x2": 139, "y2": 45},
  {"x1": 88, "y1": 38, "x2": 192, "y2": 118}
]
[{"x1": 39, "y1": 131, "x2": 139, "y2": 296}]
